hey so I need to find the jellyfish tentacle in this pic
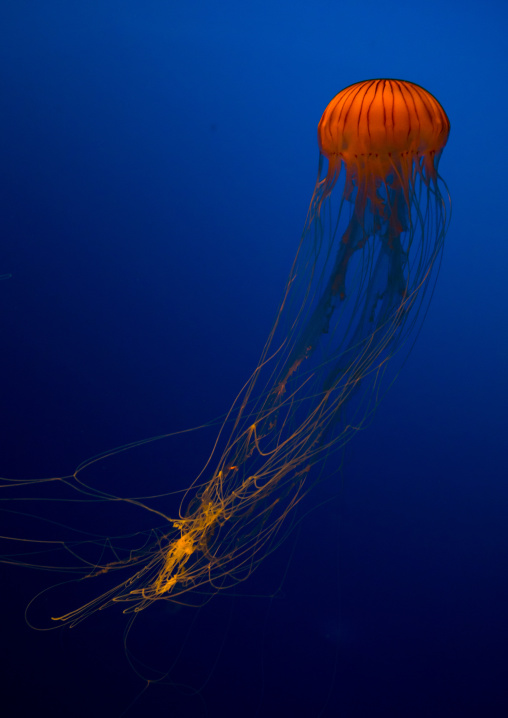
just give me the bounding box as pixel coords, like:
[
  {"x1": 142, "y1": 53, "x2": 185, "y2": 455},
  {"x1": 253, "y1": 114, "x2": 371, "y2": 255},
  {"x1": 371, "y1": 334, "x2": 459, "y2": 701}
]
[{"x1": 277, "y1": 213, "x2": 366, "y2": 389}]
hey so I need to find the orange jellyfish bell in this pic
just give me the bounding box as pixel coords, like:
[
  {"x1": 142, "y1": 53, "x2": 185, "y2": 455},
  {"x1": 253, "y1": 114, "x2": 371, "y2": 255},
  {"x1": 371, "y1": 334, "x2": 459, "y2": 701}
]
[{"x1": 317, "y1": 79, "x2": 450, "y2": 217}]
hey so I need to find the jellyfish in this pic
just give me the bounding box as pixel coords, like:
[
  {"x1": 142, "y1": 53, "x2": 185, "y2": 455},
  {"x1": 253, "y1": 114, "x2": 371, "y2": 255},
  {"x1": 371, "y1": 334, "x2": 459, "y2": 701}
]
[{"x1": 0, "y1": 79, "x2": 450, "y2": 625}]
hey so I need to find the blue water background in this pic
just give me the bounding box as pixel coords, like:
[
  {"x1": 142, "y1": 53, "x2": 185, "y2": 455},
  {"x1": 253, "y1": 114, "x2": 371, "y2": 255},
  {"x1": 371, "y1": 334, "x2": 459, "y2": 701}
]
[{"x1": 1, "y1": 1, "x2": 507, "y2": 716}]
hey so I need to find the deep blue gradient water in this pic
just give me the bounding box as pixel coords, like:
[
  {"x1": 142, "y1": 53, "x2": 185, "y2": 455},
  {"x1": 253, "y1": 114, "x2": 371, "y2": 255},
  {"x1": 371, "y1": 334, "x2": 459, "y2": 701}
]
[{"x1": 1, "y1": 2, "x2": 507, "y2": 717}]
